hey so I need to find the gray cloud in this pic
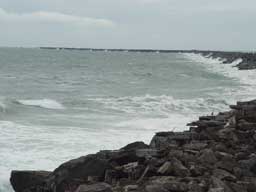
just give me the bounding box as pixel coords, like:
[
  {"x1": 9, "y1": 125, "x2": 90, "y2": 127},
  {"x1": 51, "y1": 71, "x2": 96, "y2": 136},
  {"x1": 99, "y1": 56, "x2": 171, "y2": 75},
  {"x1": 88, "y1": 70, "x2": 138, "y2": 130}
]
[
  {"x1": 0, "y1": 0, "x2": 255, "y2": 50},
  {"x1": 0, "y1": 8, "x2": 114, "y2": 27}
]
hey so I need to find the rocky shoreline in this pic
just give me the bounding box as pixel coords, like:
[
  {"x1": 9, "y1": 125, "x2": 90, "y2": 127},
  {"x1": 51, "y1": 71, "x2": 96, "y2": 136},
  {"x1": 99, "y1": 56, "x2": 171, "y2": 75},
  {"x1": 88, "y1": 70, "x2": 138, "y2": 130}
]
[
  {"x1": 10, "y1": 98, "x2": 256, "y2": 192},
  {"x1": 39, "y1": 47, "x2": 256, "y2": 70}
]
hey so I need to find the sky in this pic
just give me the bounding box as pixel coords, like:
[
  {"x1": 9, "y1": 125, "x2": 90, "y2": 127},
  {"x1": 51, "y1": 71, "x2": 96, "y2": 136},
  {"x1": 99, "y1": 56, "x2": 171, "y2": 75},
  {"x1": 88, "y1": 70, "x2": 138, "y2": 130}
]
[{"x1": 0, "y1": 0, "x2": 255, "y2": 50}]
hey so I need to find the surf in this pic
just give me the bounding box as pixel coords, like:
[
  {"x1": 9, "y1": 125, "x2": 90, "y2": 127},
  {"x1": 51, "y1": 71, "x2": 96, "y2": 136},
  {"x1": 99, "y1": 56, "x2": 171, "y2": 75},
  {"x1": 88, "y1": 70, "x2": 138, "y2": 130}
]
[{"x1": 15, "y1": 99, "x2": 65, "y2": 110}]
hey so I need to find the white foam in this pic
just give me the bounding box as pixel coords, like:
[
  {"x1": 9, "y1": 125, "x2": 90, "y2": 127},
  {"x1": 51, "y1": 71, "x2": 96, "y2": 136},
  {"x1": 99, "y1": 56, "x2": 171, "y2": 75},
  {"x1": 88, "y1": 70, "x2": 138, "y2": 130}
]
[
  {"x1": 90, "y1": 94, "x2": 229, "y2": 114},
  {"x1": 16, "y1": 99, "x2": 65, "y2": 109},
  {"x1": 183, "y1": 52, "x2": 256, "y2": 102},
  {"x1": 0, "y1": 120, "x2": 155, "y2": 192}
]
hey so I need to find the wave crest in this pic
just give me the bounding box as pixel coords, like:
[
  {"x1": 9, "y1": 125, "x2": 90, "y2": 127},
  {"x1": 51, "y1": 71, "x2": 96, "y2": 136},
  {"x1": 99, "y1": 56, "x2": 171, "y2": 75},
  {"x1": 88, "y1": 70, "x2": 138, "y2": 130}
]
[
  {"x1": 16, "y1": 99, "x2": 65, "y2": 109},
  {"x1": 89, "y1": 94, "x2": 230, "y2": 115}
]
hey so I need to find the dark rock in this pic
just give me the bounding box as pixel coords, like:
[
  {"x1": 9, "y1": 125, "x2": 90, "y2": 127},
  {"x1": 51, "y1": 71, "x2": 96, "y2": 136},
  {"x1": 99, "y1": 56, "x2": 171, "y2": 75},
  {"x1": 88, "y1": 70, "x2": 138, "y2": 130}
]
[
  {"x1": 10, "y1": 171, "x2": 51, "y2": 192},
  {"x1": 239, "y1": 154, "x2": 256, "y2": 176},
  {"x1": 47, "y1": 154, "x2": 111, "y2": 192},
  {"x1": 121, "y1": 142, "x2": 149, "y2": 151},
  {"x1": 171, "y1": 158, "x2": 189, "y2": 177},
  {"x1": 163, "y1": 181, "x2": 188, "y2": 192},
  {"x1": 213, "y1": 169, "x2": 236, "y2": 181},
  {"x1": 210, "y1": 176, "x2": 233, "y2": 192},
  {"x1": 145, "y1": 184, "x2": 168, "y2": 192},
  {"x1": 75, "y1": 182, "x2": 112, "y2": 192},
  {"x1": 123, "y1": 185, "x2": 138, "y2": 192},
  {"x1": 183, "y1": 141, "x2": 208, "y2": 151},
  {"x1": 157, "y1": 158, "x2": 189, "y2": 177},
  {"x1": 157, "y1": 161, "x2": 172, "y2": 175},
  {"x1": 199, "y1": 149, "x2": 217, "y2": 164}
]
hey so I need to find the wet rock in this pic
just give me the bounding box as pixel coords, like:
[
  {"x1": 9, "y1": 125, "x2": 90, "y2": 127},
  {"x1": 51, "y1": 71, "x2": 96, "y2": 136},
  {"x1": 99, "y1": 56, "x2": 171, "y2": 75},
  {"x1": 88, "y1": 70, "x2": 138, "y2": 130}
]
[
  {"x1": 145, "y1": 184, "x2": 168, "y2": 192},
  {"x1": 135, "y1": 149, "x2": 159, "y2": 159},
  {"x1": 213, "y1": 169, "x2": 236, "y2": 181},
  {"x1": 239, "y1": 154, "x2": 256, "y2": 176},
  {"x1": 75, "y1": 182, "x2": 112, "y2": 192},
  {"x1": 189, "y1": 164, "x2": 206, "y2": 176},
  {"x1": 157, "y1": 158, "x2": 189, "y2": 177},
  {"x1": 171, "y1": 158, "x2": 189, "y2": 177},
  {"x1": 229, "y1": 182, "x2": 247, "y2": 192},
  {"x1": 124, "y1": 185, "x2": 138, "y2": 192},
  {"x1": 10, "y1": 171, "x2": 51, "y2": 192},
  {"x1": 209, "y1": 177, "x2": 233, "y2": 192},
  {"x1": 183, "y1": 141, "x2": 208, "y2": 151},
  {"x1": 163, "y1": 181, "x2": 188, "y2": 192},
  {"x1": 121, "y1": 142, "x2": 149, "y2": 151},
  {"x1": 47, "y1": 154, "x2": 111, "y2": 192},
  {"x1": 158, "y1": 161, "x2": 172, "y2": 175},
  {"x1": 199, "y1": 149, "x2": 217, "y2": 164}
]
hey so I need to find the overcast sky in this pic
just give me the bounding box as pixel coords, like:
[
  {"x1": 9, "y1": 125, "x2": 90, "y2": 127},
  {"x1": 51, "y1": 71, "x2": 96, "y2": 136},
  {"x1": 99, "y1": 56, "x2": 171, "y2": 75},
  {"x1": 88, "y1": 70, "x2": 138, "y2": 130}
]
[{"x1": 0, "y1": 0, "x2": 255, "y2": 50}]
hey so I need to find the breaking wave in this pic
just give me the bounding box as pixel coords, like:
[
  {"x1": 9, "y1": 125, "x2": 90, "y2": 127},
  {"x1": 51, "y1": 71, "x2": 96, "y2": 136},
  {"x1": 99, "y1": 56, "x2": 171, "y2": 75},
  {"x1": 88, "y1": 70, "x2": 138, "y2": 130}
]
[
  {"x1": 88, "y1": 94, "x2": 230, "y2": 116},
  {"x1": 16, "y1": 99, "x2": 65, "y2": 110}
]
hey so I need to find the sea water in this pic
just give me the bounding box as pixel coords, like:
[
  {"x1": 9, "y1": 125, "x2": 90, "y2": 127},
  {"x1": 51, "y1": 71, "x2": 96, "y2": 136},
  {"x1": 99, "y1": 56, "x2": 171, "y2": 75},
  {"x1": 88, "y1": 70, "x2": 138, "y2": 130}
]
[{"x1": 0, "y1": 48, "x2": 256, "y2": 191}]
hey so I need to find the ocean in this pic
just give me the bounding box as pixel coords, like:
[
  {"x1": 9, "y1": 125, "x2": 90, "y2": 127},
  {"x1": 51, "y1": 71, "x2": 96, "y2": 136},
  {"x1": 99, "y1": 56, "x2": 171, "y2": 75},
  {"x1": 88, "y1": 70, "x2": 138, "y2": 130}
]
[{"x1": 0, "y1": 48, "x2": 256, "y2": 191}]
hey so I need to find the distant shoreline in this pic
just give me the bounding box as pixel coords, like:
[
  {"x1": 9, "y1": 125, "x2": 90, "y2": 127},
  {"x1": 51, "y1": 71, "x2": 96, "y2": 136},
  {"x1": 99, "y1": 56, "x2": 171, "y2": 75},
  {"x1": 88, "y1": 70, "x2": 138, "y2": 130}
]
[
  {"x1": 39, "y1": 47, "x2": 254, "y2": 53},
  {"x1": 39, "y1": 47, "x2": 256, "y2": 70}
]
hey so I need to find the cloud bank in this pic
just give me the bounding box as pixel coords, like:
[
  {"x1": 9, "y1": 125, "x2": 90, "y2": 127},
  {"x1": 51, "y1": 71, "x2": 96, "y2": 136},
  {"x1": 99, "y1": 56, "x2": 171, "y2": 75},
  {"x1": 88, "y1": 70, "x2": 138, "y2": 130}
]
[
  {"x1": 0, "y1": 0, "x2": 256, "y2": 50},
  {"x1": 0, "y1": 8, "x2": 114, "y2": 28}
]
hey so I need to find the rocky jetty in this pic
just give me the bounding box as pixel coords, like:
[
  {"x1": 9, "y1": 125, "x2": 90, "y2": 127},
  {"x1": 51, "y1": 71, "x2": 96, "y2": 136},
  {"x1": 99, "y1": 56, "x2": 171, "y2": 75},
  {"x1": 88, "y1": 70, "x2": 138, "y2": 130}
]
[
  {"x1": 192, "y1": 50, "x2": 256, "y2": 70},
  {"x1": 10, "y1": 99, "x2": 256, "y2": 192},
  {"x1": 39, "y1": 47, "x2": 256, "y2": 70}
]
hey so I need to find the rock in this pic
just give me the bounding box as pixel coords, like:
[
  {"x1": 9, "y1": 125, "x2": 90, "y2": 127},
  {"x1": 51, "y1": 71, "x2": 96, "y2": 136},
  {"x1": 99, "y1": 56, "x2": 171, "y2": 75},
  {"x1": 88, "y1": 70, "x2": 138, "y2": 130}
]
[
  {"x1": 188, "y1": 180, "x2": 207, "y2": 192},
  {"x1": 145, "y1": 184, "x2": 168, "y2": 192},
  {"x1": 239, "y1": 154, "x2": 256, "y2": 176},
  {"x1": 229, "y1": 182, "x2": 247, "y2": 192},
  {"x1": 10, "y1": 170, "x2": 51, "y2": 192},
  {"x1": 183, "y1": 141, "x2": 208, "y2": 151},
  {"x1": 75, "y1": 182, "x2": 112, "y2": 192},
  {"x1": 47, "y1": 154, "x2": 111, "y2": 192},
  {"x1": 208, "y1": 188, "x2": 225, "y2": 192},
  {"x1": 135, "y1": 149, "x2": 159, "y2": 159},
  {"x1": 157, "y1": 158, "x2": 189, "y2": 177},
  {"x1": 124, "y1": 185, "x2": 138, "y2": 192},
  {"x1": 210, "y1": 176, "x2": 233, "y2": 192},
  {"x1": 150, "y1": 131, "x2": 194, "y2": 148},
  {"x1": 157, "y1": 162, "x2": 172, "y2": 175},
  {"x1": 213, "y1": 169, "x2": 236, "y2": 181},
  {"x1": 189, "y1": 164, "x2": 206, "y2": 176},
  {"x1": 199, "y1": 149, "x2": 217, "y2": 164},
  {"x1": 171, "y1": 158, "x2": 189, "y2": 177},
  {"x1": 121, "y1": 142, "x2": 149, "y2": 151},
  {"x1": 163, "y1": 181, "x2": 188, "y2": 192}
]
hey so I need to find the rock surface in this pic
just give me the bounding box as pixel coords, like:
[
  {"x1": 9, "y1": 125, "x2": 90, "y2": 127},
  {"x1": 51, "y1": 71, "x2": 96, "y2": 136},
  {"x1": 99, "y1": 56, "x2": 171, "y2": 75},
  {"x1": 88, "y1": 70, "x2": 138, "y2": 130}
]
[{"x1": 10, "y1": 99, "x2": 256, "y2": 192}]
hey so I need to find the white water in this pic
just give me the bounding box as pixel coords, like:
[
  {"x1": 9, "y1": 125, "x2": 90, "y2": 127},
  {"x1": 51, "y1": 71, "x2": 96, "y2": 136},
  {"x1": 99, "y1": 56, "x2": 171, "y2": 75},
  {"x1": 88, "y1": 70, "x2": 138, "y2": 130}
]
[
  {"x1": 16, "y1": 99, "x2": 65, "y2": 110},
  {"x1": 1, "y1": 49, "x2": 256, "y2": 192}
]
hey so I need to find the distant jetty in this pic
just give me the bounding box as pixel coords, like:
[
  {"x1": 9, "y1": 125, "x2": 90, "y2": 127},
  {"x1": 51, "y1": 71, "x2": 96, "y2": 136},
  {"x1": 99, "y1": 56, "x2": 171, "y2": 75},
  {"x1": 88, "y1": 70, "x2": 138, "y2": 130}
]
[{"x1": 39, "y1": 47, "x2": 256, "y2": 70}]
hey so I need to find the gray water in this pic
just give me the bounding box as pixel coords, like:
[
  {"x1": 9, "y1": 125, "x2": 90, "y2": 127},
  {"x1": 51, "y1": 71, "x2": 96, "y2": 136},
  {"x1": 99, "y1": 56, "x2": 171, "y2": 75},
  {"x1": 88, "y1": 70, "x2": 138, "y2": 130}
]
[{"x1": 0, "y1": 48, "x2": 256, "y2": 191}]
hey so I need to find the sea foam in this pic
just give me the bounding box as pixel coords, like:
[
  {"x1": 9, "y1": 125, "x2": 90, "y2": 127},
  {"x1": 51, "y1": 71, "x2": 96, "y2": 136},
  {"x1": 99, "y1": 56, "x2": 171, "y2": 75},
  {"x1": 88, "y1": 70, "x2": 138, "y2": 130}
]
[
  {"x1": 16, "y1": 99, "x2": 65, "y2": 110},
  {"x1": 183, "y1": 52, "x2": 256, "y2": 102}
]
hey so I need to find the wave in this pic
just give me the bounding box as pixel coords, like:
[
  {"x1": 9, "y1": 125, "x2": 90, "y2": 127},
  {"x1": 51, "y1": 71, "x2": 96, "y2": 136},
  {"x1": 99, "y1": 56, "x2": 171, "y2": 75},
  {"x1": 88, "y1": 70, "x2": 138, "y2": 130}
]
[
  {"x1": 88, "y1": 94, "x2": 230, "y2": 116},
  {"x1": 183, "y1": 53, "x2": 256, "y2": 86},
  {"x1": 16, "y1": 99, "x2": 65, "y2": 110}
]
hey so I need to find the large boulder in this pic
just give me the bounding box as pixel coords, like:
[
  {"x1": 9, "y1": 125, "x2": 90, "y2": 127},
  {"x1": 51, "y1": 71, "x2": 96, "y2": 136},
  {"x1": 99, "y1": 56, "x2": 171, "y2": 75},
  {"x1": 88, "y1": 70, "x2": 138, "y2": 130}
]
[
  {"x1": 10, "y1": 170, "x2": 51, "y2": 192},
  {"x1": 121, "y1": 141, "x2": 149, "y2": 151},
  {"x1": 47, "y1": 154, "x2": 111, "y2": 192}
]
